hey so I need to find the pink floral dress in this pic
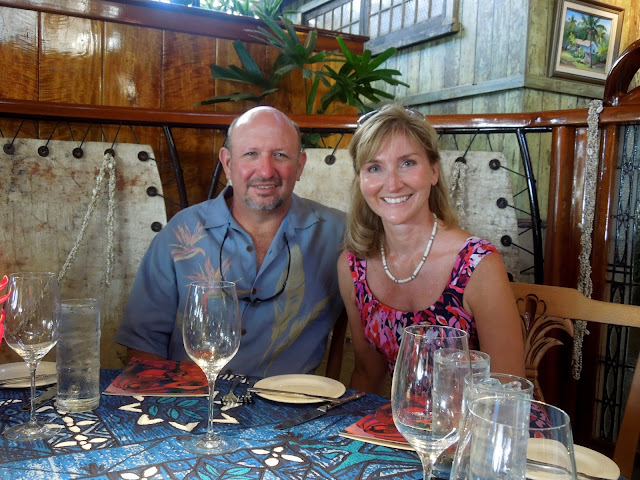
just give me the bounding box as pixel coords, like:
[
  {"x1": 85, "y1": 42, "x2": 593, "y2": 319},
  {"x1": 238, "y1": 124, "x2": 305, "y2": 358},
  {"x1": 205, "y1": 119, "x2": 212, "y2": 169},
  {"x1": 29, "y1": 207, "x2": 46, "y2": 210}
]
[{"x1": 347, "y1": 237, "x2": 498, "y2": 371}]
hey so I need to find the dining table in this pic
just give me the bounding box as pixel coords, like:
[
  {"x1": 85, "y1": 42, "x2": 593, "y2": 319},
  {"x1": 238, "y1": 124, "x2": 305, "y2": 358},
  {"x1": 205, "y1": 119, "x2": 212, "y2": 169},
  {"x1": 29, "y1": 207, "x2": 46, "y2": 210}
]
[{"x1": 0, "y1": 370, "x2": 425, "y2": 480}]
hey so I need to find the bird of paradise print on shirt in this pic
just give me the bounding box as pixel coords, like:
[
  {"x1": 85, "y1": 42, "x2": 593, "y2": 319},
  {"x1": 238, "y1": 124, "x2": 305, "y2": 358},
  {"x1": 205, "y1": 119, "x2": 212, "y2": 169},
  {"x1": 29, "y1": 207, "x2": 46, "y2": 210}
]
[
  {"x1": 171, "y1": 220, "x2": 332, "y2": 373},
  {"x1": 171, "y1": 222, "x2": 206, "y2": 261}
]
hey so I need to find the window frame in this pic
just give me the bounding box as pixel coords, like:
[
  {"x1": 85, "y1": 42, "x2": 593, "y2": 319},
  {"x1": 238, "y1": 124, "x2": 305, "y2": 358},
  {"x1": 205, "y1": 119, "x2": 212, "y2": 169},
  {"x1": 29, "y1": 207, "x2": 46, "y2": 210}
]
[{"x1": 300, "y1": 0, "x2": 460, "y2": 54}]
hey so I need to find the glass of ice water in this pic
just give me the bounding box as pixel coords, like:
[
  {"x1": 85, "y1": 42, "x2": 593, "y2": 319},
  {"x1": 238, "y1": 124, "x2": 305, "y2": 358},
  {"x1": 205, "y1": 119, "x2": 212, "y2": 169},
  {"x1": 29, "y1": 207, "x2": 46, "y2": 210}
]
[
  {"x1": 56, "y1": 298, "x2": 101, "y2": 413},
  {"x1": 451, "y1": 396, "x2": 577, "y2": 480}
]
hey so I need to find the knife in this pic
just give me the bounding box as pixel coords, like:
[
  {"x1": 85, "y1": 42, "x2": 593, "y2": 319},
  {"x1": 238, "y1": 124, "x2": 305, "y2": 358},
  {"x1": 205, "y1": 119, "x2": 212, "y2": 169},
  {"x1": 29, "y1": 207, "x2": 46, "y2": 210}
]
[
  {"x1": 274, "y1": 391, "x2": 366, "y2": 429},
  {"x1": 21, "y1": 385, "x2": 57, "y2": 411}
]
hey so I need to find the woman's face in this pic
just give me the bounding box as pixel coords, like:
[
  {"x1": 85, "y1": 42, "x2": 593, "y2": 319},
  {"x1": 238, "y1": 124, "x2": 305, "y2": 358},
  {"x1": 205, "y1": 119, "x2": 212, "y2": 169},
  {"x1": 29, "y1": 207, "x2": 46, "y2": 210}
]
[{"x1": 359, "y1": 132, "x2": 438, "y2": 226}]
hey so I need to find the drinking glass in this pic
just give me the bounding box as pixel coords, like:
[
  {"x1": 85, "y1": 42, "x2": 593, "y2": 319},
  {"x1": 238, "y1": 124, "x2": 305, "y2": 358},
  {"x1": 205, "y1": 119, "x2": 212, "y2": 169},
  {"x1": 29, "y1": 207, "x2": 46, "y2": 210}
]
[
  {"x1": 462, "y1": 372, "x2": 534, "y2": 413},
  {"x1": 2, "y1": 272, "x2": 60, "y2": 441},
  {"x1": 391, "y1": 325, "x2": 471, "y2": 480},
  {"x1": 451, "y1": 396, "x2": 577, "y2": 480},
  {"x1": 181, "y1": 280, "x2": 241, "y2": 454}
]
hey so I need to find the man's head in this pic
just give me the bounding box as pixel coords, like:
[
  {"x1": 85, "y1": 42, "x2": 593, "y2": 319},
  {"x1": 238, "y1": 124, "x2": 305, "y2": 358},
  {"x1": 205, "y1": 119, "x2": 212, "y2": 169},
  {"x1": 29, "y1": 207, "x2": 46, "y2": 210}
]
[{"x1": 220, "y1": 106, "x2": 306, "y2": 214}]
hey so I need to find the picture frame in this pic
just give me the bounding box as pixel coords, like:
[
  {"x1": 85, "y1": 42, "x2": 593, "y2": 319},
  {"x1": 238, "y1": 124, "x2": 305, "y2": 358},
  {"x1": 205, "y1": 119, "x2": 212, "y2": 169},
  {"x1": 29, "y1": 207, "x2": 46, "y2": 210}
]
[{"x1": 549, "y1": 0, "x2": 624, "y2": 84}]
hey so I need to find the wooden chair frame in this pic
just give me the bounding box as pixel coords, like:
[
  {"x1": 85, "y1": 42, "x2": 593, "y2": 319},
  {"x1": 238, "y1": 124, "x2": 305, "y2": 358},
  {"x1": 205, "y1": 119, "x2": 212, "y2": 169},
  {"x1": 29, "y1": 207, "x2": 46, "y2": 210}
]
[{"x1": 511, "y1": 282, "x2": 640, "y2": 478}]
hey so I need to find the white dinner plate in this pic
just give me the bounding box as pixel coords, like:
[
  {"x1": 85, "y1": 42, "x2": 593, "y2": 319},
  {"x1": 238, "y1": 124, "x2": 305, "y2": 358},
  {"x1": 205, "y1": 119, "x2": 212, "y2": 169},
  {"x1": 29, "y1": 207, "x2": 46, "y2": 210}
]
[
  {"x1": 0, "y1": 361, "x2": 57, "y2": 388},
  {"x1": 527, "y1": 438, "x2": 620, "y2": 480},
  {"x1": 253, "y1": 374, "x2": 346, "y2": 404},
  {"x1": 573, "y1": 444, "x2": 620, "y2": 480}
]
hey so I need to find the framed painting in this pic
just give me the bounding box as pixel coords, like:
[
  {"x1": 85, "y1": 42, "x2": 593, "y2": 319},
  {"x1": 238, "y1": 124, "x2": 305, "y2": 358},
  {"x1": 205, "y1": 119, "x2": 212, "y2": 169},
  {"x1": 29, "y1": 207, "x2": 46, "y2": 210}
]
[{"x1": 549, "y1": 0, "x2": 624, "y2": 84}]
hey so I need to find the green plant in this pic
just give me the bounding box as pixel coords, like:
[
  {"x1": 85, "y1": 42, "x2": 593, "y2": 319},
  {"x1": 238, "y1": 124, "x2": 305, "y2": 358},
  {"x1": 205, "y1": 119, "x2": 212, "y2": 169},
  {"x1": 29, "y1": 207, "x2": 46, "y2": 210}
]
[
  {"x1": 198, "y1": 0, "x2": 284, "y2": 18},
  {"x1": 197, "y1": 14, "x2": 409, "y2": 116}
]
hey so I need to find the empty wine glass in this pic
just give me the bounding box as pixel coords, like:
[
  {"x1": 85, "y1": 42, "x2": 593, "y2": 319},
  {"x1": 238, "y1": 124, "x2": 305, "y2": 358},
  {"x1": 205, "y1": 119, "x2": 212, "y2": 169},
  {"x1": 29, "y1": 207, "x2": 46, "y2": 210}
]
[
  {"x1": 391, "y1": 325, "x2": 471, "y2": 480},
  {"x1": 2, "y1": 272, "x2": 60, "y2": 441},
  {"x1": 181, "y1": 280, "x2": 241, "y2": 454}
]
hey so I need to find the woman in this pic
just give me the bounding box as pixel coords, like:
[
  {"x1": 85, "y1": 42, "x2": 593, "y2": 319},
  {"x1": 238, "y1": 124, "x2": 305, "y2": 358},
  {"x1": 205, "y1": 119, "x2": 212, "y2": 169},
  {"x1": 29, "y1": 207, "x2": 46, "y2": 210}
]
[{"x1": 338, "y1": 105, "x2": 525, "y2": 394}]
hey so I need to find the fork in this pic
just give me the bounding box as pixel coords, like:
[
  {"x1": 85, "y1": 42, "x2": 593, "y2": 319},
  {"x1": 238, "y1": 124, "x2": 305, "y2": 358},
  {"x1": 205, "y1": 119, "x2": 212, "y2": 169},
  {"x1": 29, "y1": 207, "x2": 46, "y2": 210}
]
[{"x1": 221, "y1": 377, "x2": 243, "y2": 405}]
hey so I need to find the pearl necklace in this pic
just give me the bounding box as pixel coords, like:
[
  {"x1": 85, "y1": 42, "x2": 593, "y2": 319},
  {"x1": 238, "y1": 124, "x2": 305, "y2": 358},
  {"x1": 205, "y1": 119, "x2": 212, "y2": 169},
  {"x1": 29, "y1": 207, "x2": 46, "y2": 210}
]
[{"x1": 381, "y1": 213, "x2": 438, "y2": 284}]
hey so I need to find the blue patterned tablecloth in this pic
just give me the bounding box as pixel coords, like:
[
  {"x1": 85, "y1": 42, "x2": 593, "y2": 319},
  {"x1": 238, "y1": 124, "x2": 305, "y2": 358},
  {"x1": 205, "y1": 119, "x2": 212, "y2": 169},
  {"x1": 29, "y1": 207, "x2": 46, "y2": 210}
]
[{"x1": 0, "y1": 370, "x2": 423, "y2": 480}]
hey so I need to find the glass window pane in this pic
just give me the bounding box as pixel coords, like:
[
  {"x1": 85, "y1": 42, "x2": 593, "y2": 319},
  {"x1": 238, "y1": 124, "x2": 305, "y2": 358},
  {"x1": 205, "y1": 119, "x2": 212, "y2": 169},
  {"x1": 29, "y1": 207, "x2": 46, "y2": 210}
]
[
  {"x1": 380, "y1": 0, "x2": 391, "y2": 12},
  {"x1": 333, "y1": 7, "x2": 341, "y2": 29},
  {"x1": 342, "y1": 3, "x2": 351, "y2": 26},
  {"x1": 403, "y1": 0, "x2": 415, "y2": 25},
  {"x1": 391, "y1": 4, "x2": 402, "y2": 30},
  {"x1": 431, "y1": 0, "x2": 444, "y2": 16},
  {"x1": 369, "y1": 13, "x2": 379, "y2": 36},
  {"x1": 380, "y1": 8, "x2": 390, "y2": 34},
  {"x1": 353, "y1": 0, "x2": 361, "y2": 18},
  {"x1": 416, "y1": 0, "x2": 429, "y2": 22},
  {"x1": 350, "y1": 21, "x2": 360, "y2": 34}
]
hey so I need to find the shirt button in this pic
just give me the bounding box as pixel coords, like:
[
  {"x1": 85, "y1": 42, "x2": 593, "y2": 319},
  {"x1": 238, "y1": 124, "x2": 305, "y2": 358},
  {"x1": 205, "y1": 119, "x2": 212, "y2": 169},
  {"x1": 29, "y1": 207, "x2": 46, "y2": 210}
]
[
  {"x1": 251, "y1": 288, "x2": 257, "y2": 294},
  {"x1": 225, "y1": 368, "x2": 232, "y2": 374},
  {"x1": 241, "y1": 328, "x2": 247, "y2": 335},
  {"x1": 246, "y1": 245, "x2": 253, "y2": 252}
]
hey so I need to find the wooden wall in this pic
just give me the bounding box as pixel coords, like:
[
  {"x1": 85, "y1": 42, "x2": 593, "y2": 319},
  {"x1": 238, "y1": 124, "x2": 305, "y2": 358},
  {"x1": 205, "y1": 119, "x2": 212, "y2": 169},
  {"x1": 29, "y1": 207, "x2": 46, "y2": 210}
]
[{"x1": 0, "y1": 0, "x2": 365, "y2": 216}]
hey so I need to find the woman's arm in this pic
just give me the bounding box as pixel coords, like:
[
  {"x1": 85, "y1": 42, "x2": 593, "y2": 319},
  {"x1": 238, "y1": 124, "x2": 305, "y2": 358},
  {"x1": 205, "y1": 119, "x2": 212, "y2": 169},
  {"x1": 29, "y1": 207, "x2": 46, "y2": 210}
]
[
  {"x1": 463, "y1": 253, "x2": 526, "y2": 377},
  {"x1": 337, "y1": 251, "x2": 388, "y2": 394}
]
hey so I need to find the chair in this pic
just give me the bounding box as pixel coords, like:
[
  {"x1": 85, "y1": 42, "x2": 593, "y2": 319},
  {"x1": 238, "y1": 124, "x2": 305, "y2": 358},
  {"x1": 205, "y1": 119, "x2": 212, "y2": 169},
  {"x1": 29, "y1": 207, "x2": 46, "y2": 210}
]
[{"x1": 511, "y1": 282, "x2": 640, "y2": 478}]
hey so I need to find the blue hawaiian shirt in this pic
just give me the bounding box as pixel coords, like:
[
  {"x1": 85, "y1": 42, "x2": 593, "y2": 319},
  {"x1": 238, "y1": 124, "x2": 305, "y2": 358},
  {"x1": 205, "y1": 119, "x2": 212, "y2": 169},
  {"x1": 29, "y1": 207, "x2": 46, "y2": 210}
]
[{"x1": 115, "y1": 187, "x2": 346, "y2": 377}]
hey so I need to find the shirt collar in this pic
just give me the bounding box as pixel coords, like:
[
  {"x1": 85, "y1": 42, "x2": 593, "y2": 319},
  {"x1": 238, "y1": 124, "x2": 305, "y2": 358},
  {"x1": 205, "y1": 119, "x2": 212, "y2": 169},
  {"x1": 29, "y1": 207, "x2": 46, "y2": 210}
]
[{"x1": 203, "y1": 186, "x2": 321, "y2": 236}]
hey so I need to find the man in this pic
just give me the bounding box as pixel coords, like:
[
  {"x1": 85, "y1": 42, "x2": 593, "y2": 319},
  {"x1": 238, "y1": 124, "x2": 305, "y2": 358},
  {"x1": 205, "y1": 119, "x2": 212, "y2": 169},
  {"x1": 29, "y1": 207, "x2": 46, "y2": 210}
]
[{"x1": 114, "y1": 106, "x2": 346, "y2": 376}]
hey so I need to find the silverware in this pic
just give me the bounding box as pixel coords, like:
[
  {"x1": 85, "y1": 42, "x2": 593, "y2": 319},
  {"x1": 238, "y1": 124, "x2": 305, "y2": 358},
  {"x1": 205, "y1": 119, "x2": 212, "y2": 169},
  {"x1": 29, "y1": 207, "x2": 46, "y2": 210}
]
[
  {"x1": 21, "y1": 385, "x2": 57, "y2": 411},
  {"x1": 221, "y1": 377, "x2": 244, "y2": 405},
  {"x1": 274, "y1": 391, "x2": 366, "y2": 429},
  {"x1": 248, "y1": 386, "x2": 348, "y2": 402},
  {"x1": 527, "y1": 457, "x2": 612, "y2": 480},
  {"x1": 0, "y1": 373, "x2": 57, "y2": 387}
]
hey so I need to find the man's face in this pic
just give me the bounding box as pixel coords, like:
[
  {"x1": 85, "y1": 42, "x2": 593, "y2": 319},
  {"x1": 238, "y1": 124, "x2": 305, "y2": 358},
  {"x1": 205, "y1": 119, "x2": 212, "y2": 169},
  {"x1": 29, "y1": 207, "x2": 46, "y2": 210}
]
[{"x1": 220, "y1": 109, "x2": 306, "y2": 213}]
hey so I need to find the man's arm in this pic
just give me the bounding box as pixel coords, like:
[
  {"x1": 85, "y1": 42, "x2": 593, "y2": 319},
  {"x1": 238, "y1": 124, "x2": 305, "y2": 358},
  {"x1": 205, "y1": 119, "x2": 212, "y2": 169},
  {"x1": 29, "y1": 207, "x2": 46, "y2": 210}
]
[{"x1": 125, "y1": 348, "x2": 166, "y2": 364}]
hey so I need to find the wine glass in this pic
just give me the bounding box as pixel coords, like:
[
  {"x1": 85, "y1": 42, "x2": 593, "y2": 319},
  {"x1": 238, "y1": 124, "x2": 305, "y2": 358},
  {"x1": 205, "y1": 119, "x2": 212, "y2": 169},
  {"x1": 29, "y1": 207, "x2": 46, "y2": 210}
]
[
  {"x1": 2, "y1": 272, "x2": 61, "y2": 441},
  {"x1": 451, "y1": 396, "x2": 577, "y2": 480},
  {"x1": 181, "y1": 280, "x2": 241, "y2": 454},
  {"x1": 391, "y1": 325, "x2": 471, "y2": 480}
]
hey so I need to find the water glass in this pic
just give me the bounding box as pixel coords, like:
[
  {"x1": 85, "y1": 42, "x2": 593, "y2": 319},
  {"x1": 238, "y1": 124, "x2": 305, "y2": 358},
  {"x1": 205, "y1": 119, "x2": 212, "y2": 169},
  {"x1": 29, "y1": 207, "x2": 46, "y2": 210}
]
[
  {"x1": 469, "y1": 350, "x2": 491, "y2": 375},
  {"x1": 463, "y1": 372, "x2": 534, "y2": 412},
  {"x1": 433, "y1": 350, "x2": 491, "y2": 475},
  {"x1": 451, "y1": 396, "x2": 577, "y2": 480},
  {"x1": 56, "y1": 298, "x2": 101, "y2": 412}
]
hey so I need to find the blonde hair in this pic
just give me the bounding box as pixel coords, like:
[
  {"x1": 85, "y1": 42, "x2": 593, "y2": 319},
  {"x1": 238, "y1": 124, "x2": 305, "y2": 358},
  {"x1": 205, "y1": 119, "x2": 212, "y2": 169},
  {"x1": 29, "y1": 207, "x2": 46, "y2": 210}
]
[{"x1": 345, "y1": 104, "x2": 458, "y2": 257}]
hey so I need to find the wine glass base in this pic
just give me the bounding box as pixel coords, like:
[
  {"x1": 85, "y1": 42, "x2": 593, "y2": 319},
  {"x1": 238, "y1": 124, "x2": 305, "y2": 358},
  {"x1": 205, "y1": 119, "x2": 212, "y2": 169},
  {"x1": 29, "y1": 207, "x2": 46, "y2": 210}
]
[
  {"x1": 4, "y1": 420, "x2": 59, "y2": 442},
  {"x1": 180, "y1": 433, "x2": 236, "y2": 455}
]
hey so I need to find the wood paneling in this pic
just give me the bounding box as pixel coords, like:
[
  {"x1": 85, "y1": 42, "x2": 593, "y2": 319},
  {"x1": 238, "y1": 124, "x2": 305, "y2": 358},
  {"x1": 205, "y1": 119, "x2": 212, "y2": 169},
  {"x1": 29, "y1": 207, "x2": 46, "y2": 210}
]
[
  {"x1": 163, "y1": 31, "x2": 217, "y2": 111},
  {"x1": 40, "y1": 13, "x2": 102, "y2": 104},
  {"x1": 0, "y1": 7, "x2": 38, "y2": 100}
]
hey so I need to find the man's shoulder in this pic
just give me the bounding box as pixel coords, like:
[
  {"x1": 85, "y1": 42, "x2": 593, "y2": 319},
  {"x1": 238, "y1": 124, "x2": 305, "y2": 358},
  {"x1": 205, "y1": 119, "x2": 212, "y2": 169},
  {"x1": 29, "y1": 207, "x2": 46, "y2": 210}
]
[
  {"x1": 292, "y1": 194, "x2": 346, "y2": 224},
  {"x1": 166, "y1": 198, "x2": 222, "y2": 225}
]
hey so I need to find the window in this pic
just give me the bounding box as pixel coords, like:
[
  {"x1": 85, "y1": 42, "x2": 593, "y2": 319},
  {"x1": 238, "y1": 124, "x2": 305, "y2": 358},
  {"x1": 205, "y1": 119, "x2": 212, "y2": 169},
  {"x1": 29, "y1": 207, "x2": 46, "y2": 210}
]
[{"x1": 301, "y1": 0, "x2": 459, "y2": 54}]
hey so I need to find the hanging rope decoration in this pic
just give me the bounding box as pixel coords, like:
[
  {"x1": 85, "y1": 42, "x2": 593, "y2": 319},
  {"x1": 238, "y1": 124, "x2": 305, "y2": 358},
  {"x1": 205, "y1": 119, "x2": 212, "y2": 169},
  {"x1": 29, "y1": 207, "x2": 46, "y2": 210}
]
[
  {"x1": 572, "y1": 99, "x2": 604, "y2": 380},
  {"x1": 58, "y1": 150, "x2": 117, "y2": 286},
  {"x1": 449, "y1": 159, "x2": 469, "y2": 228}
]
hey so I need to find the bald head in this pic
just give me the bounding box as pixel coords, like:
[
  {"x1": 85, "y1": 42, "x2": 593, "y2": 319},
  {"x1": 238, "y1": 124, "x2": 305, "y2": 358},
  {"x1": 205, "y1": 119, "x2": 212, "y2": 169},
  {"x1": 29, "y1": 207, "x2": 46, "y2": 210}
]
[
  {"x1": 218, "y1": 106, "x2": 307, "y2": 215},
  {"x1": 225, "y1": 106, "x2": 302, "y2": 154}
]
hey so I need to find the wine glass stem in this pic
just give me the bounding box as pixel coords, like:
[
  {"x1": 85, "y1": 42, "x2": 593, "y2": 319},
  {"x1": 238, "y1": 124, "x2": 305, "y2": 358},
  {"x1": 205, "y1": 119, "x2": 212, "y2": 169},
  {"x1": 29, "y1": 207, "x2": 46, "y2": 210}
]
[
  {"x1": 206, "y1": 376, "x2": 217, "y2": 439},
  {"x1": 419, "y1": 454, "x2": 437, "y2": 480},
  {"x1": 28, "y1": 360, "x2": 39, "y2": 423}
]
